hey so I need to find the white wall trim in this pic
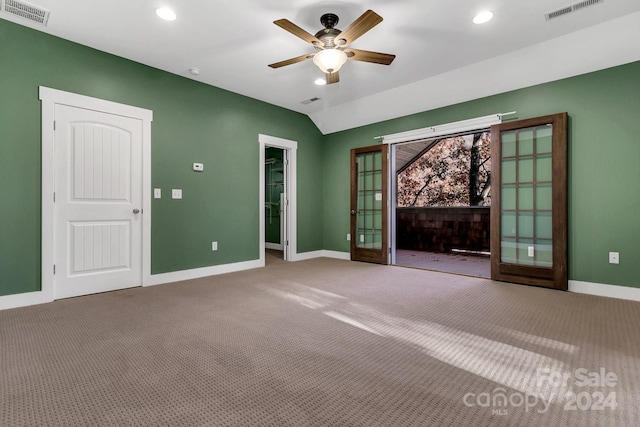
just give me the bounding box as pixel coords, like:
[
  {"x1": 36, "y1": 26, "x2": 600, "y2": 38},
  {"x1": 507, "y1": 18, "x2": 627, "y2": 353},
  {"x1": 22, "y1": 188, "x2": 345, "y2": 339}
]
[
  {"x1": 0, "y1": 291, "x2": 48, "y2": 311},
  {"x1": 259, "y1": 134, "x2": 298, "y2": 263},
  {"x1": 39, "y1": 86, "x2": 153, "y2": 303},
  {"x1": 290, "y1": 250, "x2": 351, "y2": 261},
  {"x1": 144, "y1": 259, "x2": 263, "y2": 287},
  {"x1": 569, "y1": 280, "x2": 640, "y2": 302},
  {"x1": 322, "y1": 250, "x2": 351, "y2": 260}
]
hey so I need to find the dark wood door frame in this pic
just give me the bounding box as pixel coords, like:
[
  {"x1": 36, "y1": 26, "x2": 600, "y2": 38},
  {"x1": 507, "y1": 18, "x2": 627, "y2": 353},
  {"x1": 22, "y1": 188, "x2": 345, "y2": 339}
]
[
  {"x1": 490, "y1": 113, "x2": 568, "y2": 290},
  {"x1": 350, "y1": 144, "x2": 389, "y2": 264}
]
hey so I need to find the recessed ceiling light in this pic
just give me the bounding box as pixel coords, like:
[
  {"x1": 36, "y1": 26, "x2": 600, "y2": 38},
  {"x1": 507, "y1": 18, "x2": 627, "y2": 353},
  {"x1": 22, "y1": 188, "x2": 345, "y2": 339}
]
[
  {"x1": 156, "y1": 7, "x2": 177, "y2": 21},
  {"x1": 314, "y1": 78, "x2": 327, "y2": 86},
  {"x1": 473, "y1": 11, "x2": 493, "y2": 24}
]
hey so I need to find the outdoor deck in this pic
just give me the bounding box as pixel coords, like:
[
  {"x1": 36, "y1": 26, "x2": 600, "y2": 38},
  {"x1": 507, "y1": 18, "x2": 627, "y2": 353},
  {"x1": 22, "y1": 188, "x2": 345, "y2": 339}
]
[{"x1": 395, "y1": 249, "x2": 490, "y2": 278}]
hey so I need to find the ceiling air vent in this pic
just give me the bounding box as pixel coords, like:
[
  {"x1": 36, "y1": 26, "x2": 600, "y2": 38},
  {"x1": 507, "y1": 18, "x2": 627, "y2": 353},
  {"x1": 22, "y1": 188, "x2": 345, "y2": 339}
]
[
  {"x1": 545, "y1": 0, "x2": 603, "y2": 21},
  {"x1": 1, "y1": 0, "x2": 50, "y2": 26},
  {"x1": 300, "y1": 97, "x2": 321, "y2": 105}
]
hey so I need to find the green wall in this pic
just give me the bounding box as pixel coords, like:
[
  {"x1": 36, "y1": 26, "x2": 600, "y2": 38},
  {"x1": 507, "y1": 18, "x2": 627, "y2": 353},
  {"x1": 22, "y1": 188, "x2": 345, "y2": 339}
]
[
  {"x1": 0, "y1": 20, "x2": 324, "y2": 296},
  {"x1": 323, "y1": 61, "x2": 640, "y2": 289},
  {"x1": 1, "y1": 18, "x2": 638, "y2": 298}
]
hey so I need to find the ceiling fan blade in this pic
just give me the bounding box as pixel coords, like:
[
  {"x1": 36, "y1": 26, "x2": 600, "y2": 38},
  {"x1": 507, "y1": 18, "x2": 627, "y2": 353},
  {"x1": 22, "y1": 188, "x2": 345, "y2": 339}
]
[
  {"x1": 335, "y1": 10, "x2": 383, "y2": 48},
  {"x1": 268, "y1": 53, "x2": 314, "y2": 69},
  {"x1": 325, "y1": 71, "x2": 340, "y2": 85},
  {"x1": 274, "y1": 19, "x2": 323, "y2": 46},
  {"x1": 345, "y1": 48, "x2": 396, "y2": 65}
]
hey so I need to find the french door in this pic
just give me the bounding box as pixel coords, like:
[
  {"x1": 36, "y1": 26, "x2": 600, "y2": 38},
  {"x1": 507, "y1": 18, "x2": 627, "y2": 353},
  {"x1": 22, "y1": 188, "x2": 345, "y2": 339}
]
[
  {"x1": 490, "y1": 113, "x2": 568, "y2": 290},
  {"x1": 350, "y1": 144, "x2": 389, "y2": 264}
]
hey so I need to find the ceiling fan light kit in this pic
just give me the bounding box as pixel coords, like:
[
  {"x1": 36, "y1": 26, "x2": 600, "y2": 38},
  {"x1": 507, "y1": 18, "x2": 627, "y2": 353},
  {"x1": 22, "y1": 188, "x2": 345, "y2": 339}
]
[
  {"x1": 313, "y1": 48, "x2": 347, "y2": 74},
  {"x1": 269, "y1": 10, "x2": 395, "y2": 85}
]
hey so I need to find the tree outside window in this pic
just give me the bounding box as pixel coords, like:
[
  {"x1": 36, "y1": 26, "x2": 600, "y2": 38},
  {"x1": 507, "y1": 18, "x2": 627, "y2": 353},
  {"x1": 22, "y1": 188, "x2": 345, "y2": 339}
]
[{"x1": 397, "y1": 132, "x2": 491, "y2": 207}]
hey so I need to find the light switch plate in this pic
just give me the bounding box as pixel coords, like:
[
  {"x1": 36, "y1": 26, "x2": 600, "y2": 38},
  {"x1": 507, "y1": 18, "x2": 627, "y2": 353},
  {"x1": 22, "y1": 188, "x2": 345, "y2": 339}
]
[
  {"x1": 347, "y1": 234, "x2": 351, "y2": 241},
  {"x1": 212, "y1": 241, "x2": 218, "y2": 251},
  {"x1": 172, "y1": 189, "x2": 182, "y2": 199},
  {"x1": 528, "y1": 246, "x2": 535, "y2": 257},
  {"x1": 154, "y1": 188, "x2": 161, "y2": 199}
]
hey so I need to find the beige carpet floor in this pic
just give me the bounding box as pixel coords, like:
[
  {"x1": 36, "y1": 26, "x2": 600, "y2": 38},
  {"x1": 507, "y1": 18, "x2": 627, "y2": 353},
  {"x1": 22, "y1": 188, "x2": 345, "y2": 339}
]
[{"x1": 1, "y1": 253, "x2": 639, "y2": 426}]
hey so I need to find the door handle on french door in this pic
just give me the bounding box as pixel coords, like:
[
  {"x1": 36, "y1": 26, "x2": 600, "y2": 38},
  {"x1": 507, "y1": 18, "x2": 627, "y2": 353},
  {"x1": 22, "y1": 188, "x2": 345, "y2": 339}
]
[
  {"x1": 350, "y1": 210, "x2": 358, "y2": 215},
  {"x1": 133, "y1": 209, "x2": 140, "y2": 214}
]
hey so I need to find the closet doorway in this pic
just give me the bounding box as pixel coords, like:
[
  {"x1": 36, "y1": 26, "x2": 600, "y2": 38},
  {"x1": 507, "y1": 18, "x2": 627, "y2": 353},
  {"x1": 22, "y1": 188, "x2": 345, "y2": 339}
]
[
  {"x1": 259, "y1": 133, "x2": 297, "y2": 264},
  {"x1": 265, "y1": 147, "x2": 286, "y2": 260}
]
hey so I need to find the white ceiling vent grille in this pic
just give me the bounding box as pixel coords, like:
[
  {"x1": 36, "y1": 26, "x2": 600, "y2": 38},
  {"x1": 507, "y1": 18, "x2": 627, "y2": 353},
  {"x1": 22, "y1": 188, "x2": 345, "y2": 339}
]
[
  {"x1": 545, "y1": 0, "x2": 603, "y2": 21},
  {"x1": 1, "y1": 0, "x2": 50, "y2": 26},
  {"x1": 300, "y1": 97, "x2": 321, "y2": 105}
]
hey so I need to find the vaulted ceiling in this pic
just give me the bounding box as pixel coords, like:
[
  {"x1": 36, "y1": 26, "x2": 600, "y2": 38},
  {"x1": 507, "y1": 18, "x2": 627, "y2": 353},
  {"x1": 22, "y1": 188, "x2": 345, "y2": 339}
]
[{"x1": 2, "y1": 0, "x2": 639, "y2": 134}]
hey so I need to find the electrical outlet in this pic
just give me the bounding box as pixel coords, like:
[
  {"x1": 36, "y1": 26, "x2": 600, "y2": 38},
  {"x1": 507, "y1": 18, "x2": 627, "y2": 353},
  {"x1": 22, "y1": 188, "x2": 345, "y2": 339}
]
[
  {"x1": 609, "y1": 252, "x2": 619, "y2": 264},
  {"x1": 528, "y1": 246, "x2": 535, "y2": 257},
  {"x1": 360, "y1": 235, "x2": 365, "y2": 243},
  {"x1": 347, "y1": 234, "x2": 351, "y2": 241},
  {"x1": 172, "y1": 189, "x2": 182, "y2": 199},
  {"x1": 212, "y1": 241, "x2": 218, "y2": 251},
  {"x1": 154, "y1": 188, "x2": 161, "y2": 199}
]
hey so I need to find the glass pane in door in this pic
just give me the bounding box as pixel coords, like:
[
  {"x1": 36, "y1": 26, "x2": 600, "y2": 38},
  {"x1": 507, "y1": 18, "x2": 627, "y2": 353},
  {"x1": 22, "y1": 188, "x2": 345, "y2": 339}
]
[
  {"x1": 356, "y1": 151, "x2": 383, "y2": 249},
  {"x1": 500, "y1": 124, "x2": 554, "y2": 267}
]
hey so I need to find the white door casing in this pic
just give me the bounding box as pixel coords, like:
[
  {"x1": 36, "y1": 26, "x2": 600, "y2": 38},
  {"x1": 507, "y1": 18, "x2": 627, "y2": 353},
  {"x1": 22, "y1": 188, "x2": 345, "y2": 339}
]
[
  {"x1": 40, "y1": 87, "x2": 153, "y2": 302},
  {"x1": 259, "y1": 134, "x2": 297, "y2": 263},
  {"x1": 54, "y1": 105, "x2": 142, "y2": 299}
]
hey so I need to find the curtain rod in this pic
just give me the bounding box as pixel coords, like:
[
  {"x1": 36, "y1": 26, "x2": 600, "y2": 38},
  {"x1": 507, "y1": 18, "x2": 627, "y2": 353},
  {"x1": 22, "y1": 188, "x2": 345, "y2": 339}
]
[{"x1": 373, "y1": 111, "x2": 517, "y2": 141}]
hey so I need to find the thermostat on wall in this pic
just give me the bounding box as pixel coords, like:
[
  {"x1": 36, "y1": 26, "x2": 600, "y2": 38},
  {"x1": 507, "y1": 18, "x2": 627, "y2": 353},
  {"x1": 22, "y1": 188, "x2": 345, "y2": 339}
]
[{"x1": 193, "y1": 163, "x2": 204, "y2": 172}]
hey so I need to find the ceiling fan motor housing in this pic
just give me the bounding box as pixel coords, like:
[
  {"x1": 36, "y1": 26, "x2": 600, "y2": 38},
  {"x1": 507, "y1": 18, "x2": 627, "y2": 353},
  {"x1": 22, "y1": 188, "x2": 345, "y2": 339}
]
[
  {"x1": 320, "y1": 13, "x2": 339, "y2": 29},
  {"x1": 314, "y1": 13, "x2": 341, "y2": 49}
]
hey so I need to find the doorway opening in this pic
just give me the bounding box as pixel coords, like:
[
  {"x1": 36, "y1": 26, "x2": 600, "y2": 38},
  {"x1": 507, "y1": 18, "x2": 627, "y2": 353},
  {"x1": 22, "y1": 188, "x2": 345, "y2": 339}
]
[
  {"x1": 265, "y1": 147, "x2": 285, "y2": 261},
  {"x1": 259, "y1": 133, "x2": 297, "y2": 265},
  {"x1": 392, "y1": 131, "x2": 491, "y2": 278}
]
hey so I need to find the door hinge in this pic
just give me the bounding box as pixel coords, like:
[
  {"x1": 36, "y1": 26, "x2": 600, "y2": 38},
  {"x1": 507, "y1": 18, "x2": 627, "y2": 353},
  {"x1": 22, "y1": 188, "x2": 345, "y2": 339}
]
[
  {"x1": 54, "y1": 121, "x2": 56, "y2": 131},
  {"x1": 53, "y1": 192, "x2": 56, "y2": 202},
  {"x1": 285, "y1": 240, "x2": 289, "y2": 246},
  {"x1": 53, "y1": 265, "x2": 56, "y2": 274}
]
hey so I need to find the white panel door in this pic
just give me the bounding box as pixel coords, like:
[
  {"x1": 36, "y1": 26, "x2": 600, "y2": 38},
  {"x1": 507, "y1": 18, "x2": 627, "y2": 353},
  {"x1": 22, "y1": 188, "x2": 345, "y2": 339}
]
[{"x1": 54, "y1": 105, "x2": 142, "y2": 299}]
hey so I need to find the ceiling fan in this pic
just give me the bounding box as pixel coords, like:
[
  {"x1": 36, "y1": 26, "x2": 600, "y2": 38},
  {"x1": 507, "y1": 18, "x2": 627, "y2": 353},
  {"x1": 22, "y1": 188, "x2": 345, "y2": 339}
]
[{"x1": 268, "y1": 10, "x2": 396, "y2": 84}]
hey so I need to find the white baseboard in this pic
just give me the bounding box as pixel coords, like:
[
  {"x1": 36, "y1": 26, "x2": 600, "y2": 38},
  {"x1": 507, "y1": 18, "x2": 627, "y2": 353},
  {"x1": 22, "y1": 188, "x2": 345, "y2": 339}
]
[
  {"x1": 265, "y1": 242, "x2": 283, "y2": 251},
  {"x1": 0, "y1": 291, "x2": 48, "y2": 311},
  {"x1": 569, "y1": 280, "x2": 640, "y2": 302},
  {"x1": 290, "y1": 250, "x2": 324, "y2": 261},
  {"x1": 144, "y1": 259, "x2": 264, "y2": 287},
  {"x1": 291, "y1": 250, "x2": 350, "y2": 261},
  {"x1": 322, "y1": 250, "x2": 351, "y2": 260}
]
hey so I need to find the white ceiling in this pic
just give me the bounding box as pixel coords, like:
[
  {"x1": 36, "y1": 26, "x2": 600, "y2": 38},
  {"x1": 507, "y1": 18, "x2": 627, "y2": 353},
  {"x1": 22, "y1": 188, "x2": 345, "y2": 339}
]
[{"x1": 2, "y1": 0, "x2": 640, "y2": 134}]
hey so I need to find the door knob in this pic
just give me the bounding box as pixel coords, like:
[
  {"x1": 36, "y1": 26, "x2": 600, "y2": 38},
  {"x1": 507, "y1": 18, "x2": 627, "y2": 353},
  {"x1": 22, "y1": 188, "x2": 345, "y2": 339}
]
[
  {"x1": 133, "y1": 209, "x2": 140, "y2": 214},
  {"x1": 350, "y1": 210, "x2": 358, "y2": 215}
]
